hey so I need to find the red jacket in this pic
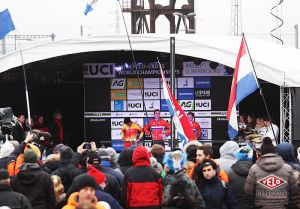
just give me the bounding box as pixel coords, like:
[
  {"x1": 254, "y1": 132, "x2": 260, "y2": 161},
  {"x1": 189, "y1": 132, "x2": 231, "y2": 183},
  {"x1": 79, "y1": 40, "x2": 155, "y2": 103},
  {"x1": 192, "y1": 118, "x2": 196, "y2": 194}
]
[
  {"x1": 190, "y1": 121, "x2": 202, "y2": 140},
  {"x1": 124, "y1": 147, "x2": 163, "y2": 209},
  {"x1": 144, "y1": 119, "x2": 171, "y2": 141}
]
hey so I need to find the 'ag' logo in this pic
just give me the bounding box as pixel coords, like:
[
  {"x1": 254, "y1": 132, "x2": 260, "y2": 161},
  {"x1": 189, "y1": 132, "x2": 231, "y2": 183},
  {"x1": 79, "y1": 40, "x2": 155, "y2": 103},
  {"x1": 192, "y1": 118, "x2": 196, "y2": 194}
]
[
  {"x1": 181, "y1": 101, "x2": 192, "y2": 108},
  {"x1": 111, "y1": 79, "x2": 125, "y2": 89},
  {"x1": 257, "y1": 175, "x2": 286, "y2": 190}
]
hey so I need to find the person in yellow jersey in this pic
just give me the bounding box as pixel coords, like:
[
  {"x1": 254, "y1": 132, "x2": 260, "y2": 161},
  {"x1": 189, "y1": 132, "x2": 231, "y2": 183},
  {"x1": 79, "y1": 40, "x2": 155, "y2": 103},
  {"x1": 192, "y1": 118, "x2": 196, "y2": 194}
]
[{"x1": 122, "y1": 117, "x2": 144, "y2": 149}]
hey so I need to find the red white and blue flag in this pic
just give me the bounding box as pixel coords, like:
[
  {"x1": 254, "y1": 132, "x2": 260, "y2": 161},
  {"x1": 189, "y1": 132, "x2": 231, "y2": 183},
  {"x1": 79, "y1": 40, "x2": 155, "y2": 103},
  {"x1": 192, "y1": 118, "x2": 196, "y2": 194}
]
[
  {"x1": 159, "y1": 62, "x2": 194, "y2": 145},
  {"x1": 227, "y1": 37, "x2": 259, "y2": 140}
]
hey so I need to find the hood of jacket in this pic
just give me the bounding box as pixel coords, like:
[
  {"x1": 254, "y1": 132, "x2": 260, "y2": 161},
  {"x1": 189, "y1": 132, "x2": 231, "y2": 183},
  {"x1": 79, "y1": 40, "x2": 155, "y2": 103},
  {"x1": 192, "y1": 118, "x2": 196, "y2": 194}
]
[
  {"x1": 67, "y1": 192, "x2": 79, "y2": 207},
  {"x1": 17, "y1": 163, "x2": 42, "y2": 185},
  {"x1": 117, "y1": 148, "x2": 133, "y2": 166},
  {"x1": 132, "y1": 146, "x2": 150, "y2": 167},
  {"x1": 276, "y1": 142, "x2": 295, "y2": 164},
  {"x1": 231, "y1": 160, "x2": 253, "y2": 176},
  {"x1": 256, "y1": 153, "x2": 284, "y2": 172},
  {"x1": 219, "y1": 141, "x2": 239, "y2": 159}
]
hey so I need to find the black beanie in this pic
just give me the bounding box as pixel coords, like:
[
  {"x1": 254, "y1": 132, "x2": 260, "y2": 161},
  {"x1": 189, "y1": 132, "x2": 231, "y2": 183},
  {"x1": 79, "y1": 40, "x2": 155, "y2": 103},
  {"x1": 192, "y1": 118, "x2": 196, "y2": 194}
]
[
  {"x1": 260, "y1": 137, "x2": 275, "y2": 156},
  {"x1": 72, "y1": 174, "x2": 98, "y2": 192},
  {"x1": 60, "y1": 147, "x2": 74, "y2": 164}
]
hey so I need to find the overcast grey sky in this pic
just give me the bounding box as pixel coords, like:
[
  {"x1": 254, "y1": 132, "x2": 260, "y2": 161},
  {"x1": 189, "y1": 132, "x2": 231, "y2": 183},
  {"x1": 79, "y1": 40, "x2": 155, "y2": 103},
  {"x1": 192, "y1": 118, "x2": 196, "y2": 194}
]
[{"x1": 1, "y1": 0, "x2": 299, "y2": 47}]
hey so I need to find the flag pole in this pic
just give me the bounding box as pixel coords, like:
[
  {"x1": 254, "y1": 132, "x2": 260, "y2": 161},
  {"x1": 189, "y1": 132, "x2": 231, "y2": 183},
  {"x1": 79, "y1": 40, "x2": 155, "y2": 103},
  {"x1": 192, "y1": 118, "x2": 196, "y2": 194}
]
[
  {"x1": 242, "y1": 33, "x2": 278, "y2": 145},
  {"x1": 19, "y1": 48, "x2": 32, "y2": 126}
]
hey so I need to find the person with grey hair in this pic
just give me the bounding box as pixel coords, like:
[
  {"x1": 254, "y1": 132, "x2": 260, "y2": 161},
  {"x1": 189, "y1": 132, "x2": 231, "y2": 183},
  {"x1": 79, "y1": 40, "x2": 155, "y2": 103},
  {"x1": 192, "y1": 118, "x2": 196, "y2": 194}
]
[{"x1": 0, "y1": 169, "x2": 33, "y2": 209}]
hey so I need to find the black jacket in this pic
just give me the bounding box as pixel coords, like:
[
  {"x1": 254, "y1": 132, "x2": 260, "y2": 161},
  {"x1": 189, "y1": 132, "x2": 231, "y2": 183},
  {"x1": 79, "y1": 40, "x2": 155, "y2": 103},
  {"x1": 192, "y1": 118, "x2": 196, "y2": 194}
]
[
  {"x1": 229, "y1": 160, "x2": 254, "y2": 209},
  {"x1": 12, "y1": 123, "x2": 30, "y2": 143},
  {"x1": 11, "y1": 163, "x2": 56, "y2": 209},
  {"x1": 0, "y1": 184, "x2": 33, "y2": 209}
]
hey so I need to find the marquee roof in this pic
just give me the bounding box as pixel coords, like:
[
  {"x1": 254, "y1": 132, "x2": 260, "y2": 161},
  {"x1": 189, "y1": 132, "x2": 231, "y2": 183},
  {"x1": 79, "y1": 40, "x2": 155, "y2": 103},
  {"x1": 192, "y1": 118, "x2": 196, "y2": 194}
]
[{"x1": 1, "y1": 34, "x2": 300, "y2": 86}]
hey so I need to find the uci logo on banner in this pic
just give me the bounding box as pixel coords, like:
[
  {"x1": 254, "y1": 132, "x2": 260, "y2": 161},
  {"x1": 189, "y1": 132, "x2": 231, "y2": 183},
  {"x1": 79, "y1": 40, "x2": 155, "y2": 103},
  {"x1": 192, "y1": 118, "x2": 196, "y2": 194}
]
[
  {"x1": 84, "y1": 63, "x2": 116, "y2": 78},
  {"x1": 127, "y1": 101, "x2": 143, "y2": 111},
  {"x1": 195, "y1": 99, "x2": 211, "y2": 110},
  {"x1": 144, "y1": 89, "x2": 160, "y2": 99}
]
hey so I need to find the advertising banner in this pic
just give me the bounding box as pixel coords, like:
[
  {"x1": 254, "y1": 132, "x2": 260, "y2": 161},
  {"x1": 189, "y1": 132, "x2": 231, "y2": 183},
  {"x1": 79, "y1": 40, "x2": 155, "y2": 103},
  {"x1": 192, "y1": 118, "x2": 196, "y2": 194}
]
[{"x1": 111, "y1": 90, "x2": 126, "y2": 100}]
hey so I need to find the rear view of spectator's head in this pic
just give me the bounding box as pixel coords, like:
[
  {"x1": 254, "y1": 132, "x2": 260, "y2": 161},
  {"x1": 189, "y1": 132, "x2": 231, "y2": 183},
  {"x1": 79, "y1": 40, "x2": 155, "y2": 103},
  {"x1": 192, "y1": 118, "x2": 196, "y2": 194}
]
[
  {"x1": 183, "y1": 141, "x2": 202, "y2": 163},
  {"x1": 24, "y1": 149, "x2": 38, "y2": 164},
  {"x1": 151, "y1": 144, "x2": 165, "y2": 164},
  {"x1": 235, "y1": 145, "x2": 253, "y2": 161},
  {"x1": 0, "y1": 169, "x2": 10, "y2": 186},
  {"x1": 51, "y1": 175, "x2": 66, "y2": 202},
  {"x1": 163, "y1": 179, "x2": 197, "y2": 209},
  {"x1": 105, "y1": 147, "x2": 117, "y2": 163},
  {"x1": 260, "y1": 137, "x2": 275, "y2": 156},
  {"x1": 164, "y1": 150, "x2": 187, "y2": 174}
]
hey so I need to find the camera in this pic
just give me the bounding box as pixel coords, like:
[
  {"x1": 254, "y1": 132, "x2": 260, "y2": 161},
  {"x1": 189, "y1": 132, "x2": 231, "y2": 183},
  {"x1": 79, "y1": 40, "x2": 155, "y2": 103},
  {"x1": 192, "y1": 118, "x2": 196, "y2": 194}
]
[{"x1": 83, "y1": 142, "x2": 91, "y2": 150}]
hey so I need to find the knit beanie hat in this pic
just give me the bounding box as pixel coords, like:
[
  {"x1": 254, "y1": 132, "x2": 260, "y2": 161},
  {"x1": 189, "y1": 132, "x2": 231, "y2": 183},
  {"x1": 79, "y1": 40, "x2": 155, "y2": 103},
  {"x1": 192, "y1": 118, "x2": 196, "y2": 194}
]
[
  {"x1": 97, "y1": 148, "x2": 111, "y2": 161},
  {"x1": 24, "y1": 149, "x2": 38, "y2": 163},
  {"x1": 260, "y1": 137, "x2": 276, "y2": 156},
  {"x1": 53, "y1": 144, "x2": 66, "y2": 154},
  {"x1": 73, "y1": 174, "x2": 99, "y2": 192},
  {"x1": 60, "y1": 147, "x2": 74, "y2": 164},
  {"x1": 235, "y1": 145, "x2": 253, "y2": 161},
  {"x1": 0, "y1": 169, "x2": 9, "y2": 180},
  {"x1": 105, "y1": 147, "x2": 117, "y2": 162},
  {"x1": 87, "y1": 164, "x2": 106, "y2": 185},
  {"x1": 25, "y1": 143, "x2": 41, "y2": 159}
]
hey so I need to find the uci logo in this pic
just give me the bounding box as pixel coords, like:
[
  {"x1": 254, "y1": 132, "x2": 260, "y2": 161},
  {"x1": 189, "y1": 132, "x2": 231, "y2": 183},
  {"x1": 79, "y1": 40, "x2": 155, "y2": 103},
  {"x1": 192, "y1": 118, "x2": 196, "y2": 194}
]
[
  {"x1": 86, "y1": 63, "x2": 116, "y2": 78},
  {"x1": 128, "y1": 102, "x2": 142, "y2": 108},
  {"x1": 112, "y1": 121, "x2": 123, "y2": 127},
  {"x1": 196, "y1": 102, "x2": 210, "y2": 108},
  {"x1": 145, "y1": 92, "x2": 158, "y2": 97}
]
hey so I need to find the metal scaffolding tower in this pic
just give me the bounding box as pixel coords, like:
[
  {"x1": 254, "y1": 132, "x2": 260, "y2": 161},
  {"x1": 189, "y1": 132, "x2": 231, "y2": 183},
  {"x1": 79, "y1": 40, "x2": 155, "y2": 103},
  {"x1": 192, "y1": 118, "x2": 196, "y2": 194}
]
[
  {"x1": 230, "y1": 0, "x2": 242, "y2": 36},
  {"x1": 280, "y1": 86, "x2": 292, "y2": 142},
  {"x1": 122, "y1": 0, "x2": 194, "y2": 34}
]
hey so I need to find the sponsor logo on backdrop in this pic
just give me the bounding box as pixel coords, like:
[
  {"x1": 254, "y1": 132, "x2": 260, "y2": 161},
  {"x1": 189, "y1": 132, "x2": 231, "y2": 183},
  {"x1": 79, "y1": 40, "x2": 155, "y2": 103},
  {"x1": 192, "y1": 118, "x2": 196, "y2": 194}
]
[
  {"x1": 195, "y1": 100, "x2": 211, "y2": 110},
  {"x1": 178, "y1": 77, "x2": 194, "y2": 88},
  {"x1": 160, "y1": 100, "x2": 168, "y2": 111},
  {"x1": 111, "y1": 129, "x2": 122, "y2": 140},
  {"x1": 179, "y1": 100, "x2": 194, "y2": 110},
  {"x1": 111, "y1": 118, "x2": 124, "y2": 129},
  {"x1": 195, "y1": 89, "x2": 211, "y2": 98},
  {"x1": 144, "y1": 89, "x2": 160, "y2": 99},
  {"x1": 144, "y1": 78, "x2": 160, "y2": 88},
  {"x1": 111, "y1": 140, "x2": 124, "y2": 152},
  {"x1": 111, "y1": 90, "x2": 126, "y2": 100},
  {"x1": 195, "y1": 118, "x2": 212, "y2": 129},
  {"x1": 111, "y1": 101, "x2": 126, "y2": 111},
  {"x1": 111, "y1": 78, "x2": 126, "y2": 89},
  {"x1": 145, "y1": 100, "x2": 160, "y2": 111},
  {"x1": 127, "y1": 89, "x2": 143, "y2": 100},
  {"x1": 258, "y1": 175, "x2": 286, "y2": 190},
  {"x1": 195, "y1": 77, "x2": 211, "y2": 88},
  {"x1": 182, "y1": 61, "x2": 229, "y2": 77},
  {"x1": 127, "y1": 101, "x2": 143, "y2": 111},
  {"x1": 201, "y1": 129, "x2": 212, "y2": 139},
  {"x1": 127, "y1": 78, "x2": 143, "y2": 89},
  {"x1": 84, "y1": 63, "x2": 116, "y2": 78},
  {"x1": 178, "y1": 88, "x2": 194, "y2": 100},
  {"x1": 160, "y1": 78, "x2": 172, "y2": 88}
]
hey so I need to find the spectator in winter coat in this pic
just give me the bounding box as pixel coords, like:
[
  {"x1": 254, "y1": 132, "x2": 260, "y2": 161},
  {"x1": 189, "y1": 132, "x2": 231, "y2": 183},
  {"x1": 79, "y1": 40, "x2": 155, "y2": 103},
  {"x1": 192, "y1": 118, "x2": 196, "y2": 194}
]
[
  {"x1": 66, "y1": 143, "x2": 122, "y2": 204},
  {"x1": 229, "y1": 145, "x2": 254, "y2": 209},
  {"x1": 163, "y1": 150, "x2": 205, "y2": 209},
  {"x1": 162, "y1": 179, "x2": 198, "y2": 209},
  {"x1": 276, "y1": 142, "x2": 300, "y2": 171},
  {"x1": 244, "y1": 137, "x2": 299, "y2": 208},
  {"x1": 194, "y1": 159, "x2": 237, "y2": 209},
  {"x1": 124, "y1": 146, "x2": 163, "y2": 209},
  {"x1": 11, "y1": 149, "x2": 56, "y2": 209},
  {"x1": 216, "y1": 141, "x2": 239, "y2": 175},
  {"x1": 0, "y1": 169, "x2": 33, "y2": 209},
  {"x1": 63, "y1": 174, "x2": 106, "y2": 209},
  {"x1": 182, "y1": 141, "x2": 202, "y2": 176},
  {"x1": 117, "y1": 148, "x2": 134, "y2": 175}
]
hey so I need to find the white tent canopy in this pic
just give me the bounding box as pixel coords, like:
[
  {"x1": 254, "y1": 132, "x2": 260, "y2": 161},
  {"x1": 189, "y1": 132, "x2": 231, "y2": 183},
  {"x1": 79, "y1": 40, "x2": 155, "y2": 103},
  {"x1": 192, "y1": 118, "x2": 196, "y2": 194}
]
[{"x1": 1, "y1": 34, "x2": 300, "y2": 87}]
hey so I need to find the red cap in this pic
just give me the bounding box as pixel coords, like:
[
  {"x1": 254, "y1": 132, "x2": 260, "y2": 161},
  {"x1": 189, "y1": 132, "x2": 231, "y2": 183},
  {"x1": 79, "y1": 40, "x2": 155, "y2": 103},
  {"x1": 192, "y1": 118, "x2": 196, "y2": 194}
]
[{"x1": 87, "y1": 164, "x2": 106, "y2": 185}]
